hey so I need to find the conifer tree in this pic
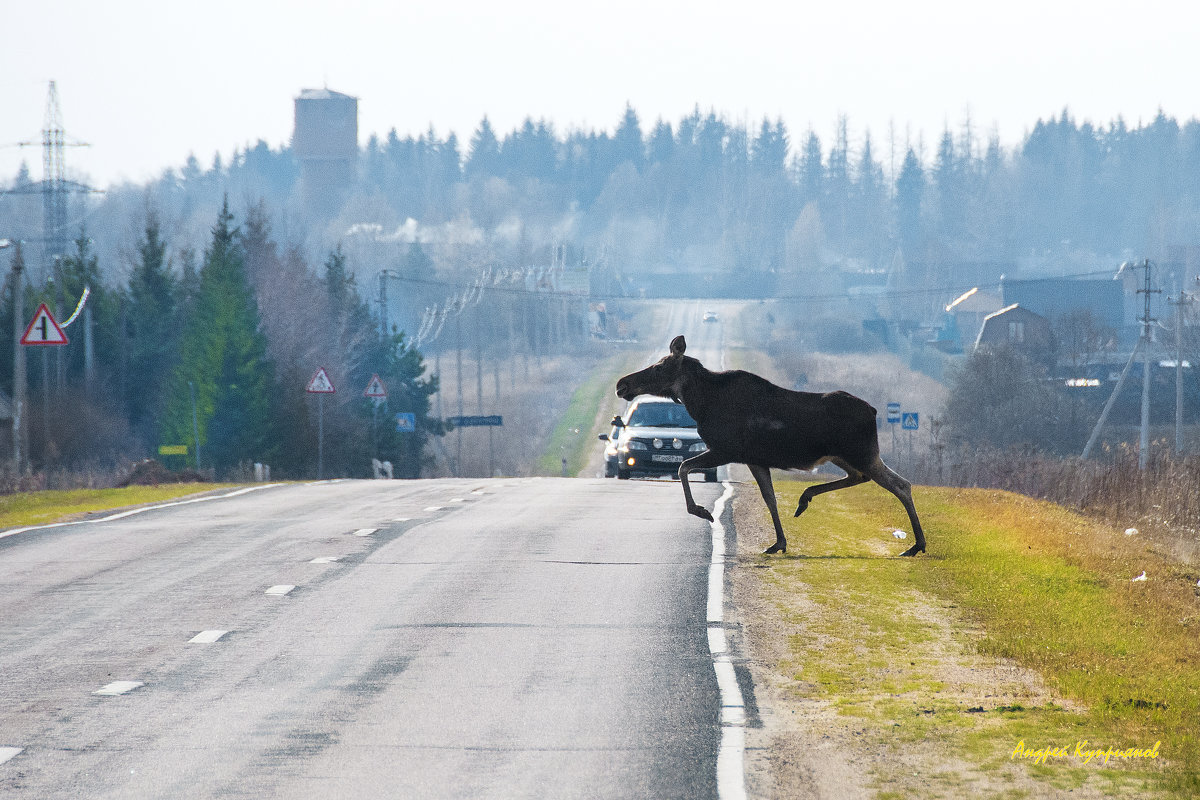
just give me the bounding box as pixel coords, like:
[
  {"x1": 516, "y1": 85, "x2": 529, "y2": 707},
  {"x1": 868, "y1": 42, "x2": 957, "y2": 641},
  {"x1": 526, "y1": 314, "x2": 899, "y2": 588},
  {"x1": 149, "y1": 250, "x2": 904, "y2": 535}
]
[
  {"x1": 125, "y1": 209, "x2": 178, "y2": 441},
  {"x1": 161, "y1": 197, "x2": 273, "y2": 472}
]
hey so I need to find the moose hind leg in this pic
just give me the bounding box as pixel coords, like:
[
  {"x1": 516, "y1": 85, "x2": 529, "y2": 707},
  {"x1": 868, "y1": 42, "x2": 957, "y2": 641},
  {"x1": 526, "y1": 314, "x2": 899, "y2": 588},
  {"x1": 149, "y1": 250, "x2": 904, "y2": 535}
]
[
  {"x1": 867, "y1": 459, "x2": 927, "y2": 556},
  {"x1": 747, "y1": 464, "x2": 787, "y2": 554},
  {"x1": 793, "y1": 461, "x2": 870, "y2": 517}
]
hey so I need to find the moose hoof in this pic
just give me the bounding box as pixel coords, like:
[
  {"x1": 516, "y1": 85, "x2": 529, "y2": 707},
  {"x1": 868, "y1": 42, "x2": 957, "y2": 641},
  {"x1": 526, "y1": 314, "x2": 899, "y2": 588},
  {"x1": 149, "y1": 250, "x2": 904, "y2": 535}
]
[
  {"x1": 898, "y1": 543, "x2": 925, "y2": 557},
  {"x1": 688, "y1": 505, "x2": 714, "y2": 522},
  {"x1": 764, "y1": 542, "x2": 786, "y2": 555},
  {"x1": 793, "y1": 499, "x2": 809, "y2": 517}
]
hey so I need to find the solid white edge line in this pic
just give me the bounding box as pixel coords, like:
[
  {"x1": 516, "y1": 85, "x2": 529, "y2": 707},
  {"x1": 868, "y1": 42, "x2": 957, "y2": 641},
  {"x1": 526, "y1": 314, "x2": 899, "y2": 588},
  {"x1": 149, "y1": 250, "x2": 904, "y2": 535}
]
[
  {"x1": 707, "y1": 480, "x2": 746, "y2": 800},
  {"x1": 93, "y1": 680, "x2": 144, "y2": 696},
  {"x1": 0, "y1": 747, "x2": 23, "y2": 765},
  {"x1": 0, "y1": 483, "x2": 290, "y2": 537}
]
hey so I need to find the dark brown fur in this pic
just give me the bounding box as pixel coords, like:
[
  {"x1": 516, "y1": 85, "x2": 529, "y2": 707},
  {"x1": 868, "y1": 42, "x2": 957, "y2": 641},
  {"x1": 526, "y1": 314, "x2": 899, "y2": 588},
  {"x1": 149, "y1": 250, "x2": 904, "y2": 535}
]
[{"x1": 615, "y1": 335, "x2": 926, "y2": 556}]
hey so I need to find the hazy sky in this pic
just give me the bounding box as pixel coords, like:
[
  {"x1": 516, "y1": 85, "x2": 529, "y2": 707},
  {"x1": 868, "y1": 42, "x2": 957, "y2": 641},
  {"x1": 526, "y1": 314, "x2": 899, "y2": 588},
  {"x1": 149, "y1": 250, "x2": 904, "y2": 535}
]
[{"x1": 2, "y1": 0, "x2": 1196, "y2": 190}]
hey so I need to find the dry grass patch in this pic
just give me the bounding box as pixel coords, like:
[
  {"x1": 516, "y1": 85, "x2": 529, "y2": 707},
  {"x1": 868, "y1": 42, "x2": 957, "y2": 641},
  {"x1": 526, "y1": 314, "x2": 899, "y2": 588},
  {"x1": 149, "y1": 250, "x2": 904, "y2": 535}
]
[{"x1": 733, "y1": 477, "x2": 1199, "y2": 798}]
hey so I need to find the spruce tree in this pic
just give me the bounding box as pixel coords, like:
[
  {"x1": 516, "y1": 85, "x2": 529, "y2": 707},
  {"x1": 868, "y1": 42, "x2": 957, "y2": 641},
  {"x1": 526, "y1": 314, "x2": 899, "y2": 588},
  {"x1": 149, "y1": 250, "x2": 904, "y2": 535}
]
[
  {"x1": 161, "y1": 197, "x2": 273, "y2": 472},
  {"x1": 126, "y1": 210, "x2": 177, "y2": 440}
]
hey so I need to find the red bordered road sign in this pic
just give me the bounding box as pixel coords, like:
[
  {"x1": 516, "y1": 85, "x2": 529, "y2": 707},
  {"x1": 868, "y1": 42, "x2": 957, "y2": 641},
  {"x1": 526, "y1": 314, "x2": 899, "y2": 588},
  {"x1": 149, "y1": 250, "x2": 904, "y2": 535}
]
[
  {"x1": 306, "y1": 367, "x2": 336, "y2": 394},
  {"x1": 20, "y1": 303, "x2": 68, "y2": 345},
  {"x1": 364, "y1": 374, "x2": 387, "y2": 399}
]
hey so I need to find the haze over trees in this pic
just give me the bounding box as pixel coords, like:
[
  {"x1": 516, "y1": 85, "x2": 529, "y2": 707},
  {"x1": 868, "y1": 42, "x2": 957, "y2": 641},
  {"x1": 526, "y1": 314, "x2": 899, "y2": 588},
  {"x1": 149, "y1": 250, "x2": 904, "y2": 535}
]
[{"x1": 3, "y1": 102, "x2": 1200, "y2": 476}]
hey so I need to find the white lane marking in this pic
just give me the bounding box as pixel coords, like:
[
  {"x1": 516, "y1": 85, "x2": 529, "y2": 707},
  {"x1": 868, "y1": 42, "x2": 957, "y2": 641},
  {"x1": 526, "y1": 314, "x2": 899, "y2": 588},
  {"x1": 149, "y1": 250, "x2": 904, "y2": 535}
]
[
  {"x1": 392, "y1": 517, "x2": 411, "y2": 523},
  {"x1": 0, "y1": 747, "x2": 23, "y2": 765},
  {"x1": 310, "y1": 556, "x2": 341, "y2": 564},
  {"x1": 352, "y1": 528, "x2": 378, "y2": 537},
  {"x1": 0, "y1": 520, "x2": 85, "y2": 541},
  {"x1": 449, "y1": 497, "x2": 464, "y2": 503},
  {"x1": 264, "y1": 585, "x2": 295, "y2": 596},
  {"x1": 423, "y1": 506, "x2": 444, "y2": 512},
  {"x1": 93, "y1": 484, "x2": 287, "y2": 522},
  {"x1": 188, "y1": 630, "x2": 228, "y2": 644},
  {"x1": 94, "y1": 681, "x2": 144, "y2": 696},
  {"x1": 707, "y1": 480, "x2": 746, "y2": 800}
]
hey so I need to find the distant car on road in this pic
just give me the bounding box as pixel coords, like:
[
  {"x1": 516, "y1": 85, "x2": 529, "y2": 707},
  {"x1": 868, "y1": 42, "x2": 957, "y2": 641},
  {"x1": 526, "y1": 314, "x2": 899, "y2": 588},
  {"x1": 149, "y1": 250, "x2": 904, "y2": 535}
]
[
  {"x1": 702, "y1": 310, "x2": 719, "y2": 323},
  {"x1": 598, "y1": 397, "x2": 716, "y2": 481}
]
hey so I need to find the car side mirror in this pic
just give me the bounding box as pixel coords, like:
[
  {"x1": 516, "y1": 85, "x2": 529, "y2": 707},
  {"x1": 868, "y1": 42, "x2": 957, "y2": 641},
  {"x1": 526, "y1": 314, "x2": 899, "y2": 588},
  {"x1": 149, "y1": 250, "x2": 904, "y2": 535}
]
[
  {"x1": 598, "y1": 434, "x2": 608, "y2": 441},
  {"x1": 611, "y1": 416, "x2": 625, "y2": 428}
]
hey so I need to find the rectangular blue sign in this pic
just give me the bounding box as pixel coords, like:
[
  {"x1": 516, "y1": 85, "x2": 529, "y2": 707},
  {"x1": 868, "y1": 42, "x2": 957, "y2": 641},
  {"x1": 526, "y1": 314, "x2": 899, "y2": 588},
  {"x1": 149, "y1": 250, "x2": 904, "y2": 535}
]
[
  {"x1": 395, "y1": 412, "x2": 416, "y2": 433},
  {"x1": 901, "y1": 412, "x2": 919, "y2": 431}
]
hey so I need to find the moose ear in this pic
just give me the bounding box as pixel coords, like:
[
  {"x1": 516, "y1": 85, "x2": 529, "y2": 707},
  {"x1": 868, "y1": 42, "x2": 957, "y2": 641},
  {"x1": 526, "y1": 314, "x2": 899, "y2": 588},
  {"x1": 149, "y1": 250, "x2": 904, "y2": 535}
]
[{"x1": 669, "y1": 335, "x2": 686, "y2": 355}]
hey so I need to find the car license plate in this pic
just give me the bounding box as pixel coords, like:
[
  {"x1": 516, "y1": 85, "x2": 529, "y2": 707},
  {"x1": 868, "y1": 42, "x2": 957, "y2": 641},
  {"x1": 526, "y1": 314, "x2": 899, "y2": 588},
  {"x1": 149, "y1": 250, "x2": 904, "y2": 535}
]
[{"x1": 652, "y1": 454, "x2": 684, "y2": 463}]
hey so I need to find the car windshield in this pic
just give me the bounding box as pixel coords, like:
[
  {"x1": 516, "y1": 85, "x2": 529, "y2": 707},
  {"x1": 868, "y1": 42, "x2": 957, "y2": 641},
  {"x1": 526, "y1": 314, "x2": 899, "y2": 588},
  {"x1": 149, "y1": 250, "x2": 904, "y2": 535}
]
[{"x1": 627, "y1": 403, "x2": 698, "y2": 428}]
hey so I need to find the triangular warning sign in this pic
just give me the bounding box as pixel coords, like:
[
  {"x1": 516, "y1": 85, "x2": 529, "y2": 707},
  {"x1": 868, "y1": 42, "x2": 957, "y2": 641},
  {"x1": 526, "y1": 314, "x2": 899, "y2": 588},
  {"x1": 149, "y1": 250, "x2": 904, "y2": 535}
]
[
  {"x1": 364, "y1": 374, "x2": 387, "y2": 399},
  {"x1": 20, "y1": 303, "x2": 69, "y2": 345},
  {"x1": 306, "y1": 367, "x2": 336, "y2": 394}
]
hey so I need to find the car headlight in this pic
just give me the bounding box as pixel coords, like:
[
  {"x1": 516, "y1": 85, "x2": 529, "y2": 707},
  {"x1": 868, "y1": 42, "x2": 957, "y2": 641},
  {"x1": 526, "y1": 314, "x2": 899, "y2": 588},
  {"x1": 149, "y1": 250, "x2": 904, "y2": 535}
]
[
  {"x1": 689, "y1": 442, "x2": 708, "y2": 452},
  {"x1": 621, "y1": 441, "x2": 647, "y2": 452},
  {"x1": 672, "y1": 438, "x2": 682, "y2": 450}
]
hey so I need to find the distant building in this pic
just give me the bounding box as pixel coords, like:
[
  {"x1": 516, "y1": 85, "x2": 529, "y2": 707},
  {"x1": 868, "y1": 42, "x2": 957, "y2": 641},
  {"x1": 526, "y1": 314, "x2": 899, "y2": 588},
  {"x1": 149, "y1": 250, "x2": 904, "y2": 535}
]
[
  {"x1": 292, "y1": 88, "x2": 358, "y2": 217},
  {"x1": 974, "y1": 304, "x2": 1055, "y2": 365},
  {"x1": 1001, "y1": 277, "x2": 1125, "y2": 330}
]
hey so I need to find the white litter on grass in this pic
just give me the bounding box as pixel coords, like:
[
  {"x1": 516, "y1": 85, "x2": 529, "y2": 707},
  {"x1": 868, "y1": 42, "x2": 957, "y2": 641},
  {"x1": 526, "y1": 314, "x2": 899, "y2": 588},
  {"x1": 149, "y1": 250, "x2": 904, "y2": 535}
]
[
  {"x1": 1132, "y1": 571, "x2": 1147, "y2": 582},
  {"x1": 1125, "y1": 528, "x2": 1139, "y2": 536},
  {"x1": 892, "y1": 529, "x2": 907, "y2": 539}
]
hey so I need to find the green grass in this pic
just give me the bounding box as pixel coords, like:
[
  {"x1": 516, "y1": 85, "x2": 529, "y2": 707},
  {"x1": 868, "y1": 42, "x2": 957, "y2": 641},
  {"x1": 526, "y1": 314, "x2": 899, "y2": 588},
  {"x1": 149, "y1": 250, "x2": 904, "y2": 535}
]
[
  {"x1": 0, "y1": 484, "x2": 236, "y2": 529},
  {"x1": 758, "y1": 480, "x2": 1198, "y2": 797},
  {"x1": 536, "y1": 351, "x2": 639, "y2": 476}
]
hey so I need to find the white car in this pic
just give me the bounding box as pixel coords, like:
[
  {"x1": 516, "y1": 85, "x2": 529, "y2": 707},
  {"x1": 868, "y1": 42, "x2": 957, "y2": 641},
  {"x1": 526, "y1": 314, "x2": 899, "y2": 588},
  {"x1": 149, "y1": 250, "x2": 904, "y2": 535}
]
[{"x1": 598, "y1": 397, "x2": 716, "y2": 481}]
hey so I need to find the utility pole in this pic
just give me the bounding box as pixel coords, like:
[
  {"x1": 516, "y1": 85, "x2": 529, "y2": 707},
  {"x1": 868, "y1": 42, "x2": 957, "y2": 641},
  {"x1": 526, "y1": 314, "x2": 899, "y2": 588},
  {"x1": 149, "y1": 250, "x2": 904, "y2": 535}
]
[
  {"x1": 1170, "y1": 291, "x2": 1195, "y2": 454},
  {"x1": 3, "y1": 240, "x2": 25, "y2": 473},
  {"x1": 1138, "y1": 259, "x2": 1161, "y2": 471}
]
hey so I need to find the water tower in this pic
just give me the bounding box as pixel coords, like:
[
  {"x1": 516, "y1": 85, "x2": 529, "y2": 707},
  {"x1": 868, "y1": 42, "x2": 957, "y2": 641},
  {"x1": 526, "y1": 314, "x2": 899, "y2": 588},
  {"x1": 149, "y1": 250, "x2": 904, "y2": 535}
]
[{"x1": 292, "y1": 88, "x2": 358, "y2": 217}]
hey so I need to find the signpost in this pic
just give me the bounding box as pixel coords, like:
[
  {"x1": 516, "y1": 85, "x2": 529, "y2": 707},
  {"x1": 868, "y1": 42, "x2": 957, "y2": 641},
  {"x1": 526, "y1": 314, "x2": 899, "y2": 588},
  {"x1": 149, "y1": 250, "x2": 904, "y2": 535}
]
[
  {"x1": 364, "y1": 374, "x2": 388, "y2": 458},
  {"x1": 901, "y1": 412, "x2": 919, "y2": 466},
  {"x1": 886, "y1": 402, "x2": 901, "y2": 459},
  {"x1": 307, "y1": 367, "x2": 336, "y2": 479}
]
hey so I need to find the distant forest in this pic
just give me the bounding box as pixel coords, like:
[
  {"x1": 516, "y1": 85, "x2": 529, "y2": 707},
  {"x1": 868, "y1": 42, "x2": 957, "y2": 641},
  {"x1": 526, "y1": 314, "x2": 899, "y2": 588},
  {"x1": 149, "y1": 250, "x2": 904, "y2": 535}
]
[
  {"x1": 3, "y1": 103, "x2": 1200, "y2": 475},
  {"x1": 8, "y1": 104, "x2": 1200, "y2": 293}
]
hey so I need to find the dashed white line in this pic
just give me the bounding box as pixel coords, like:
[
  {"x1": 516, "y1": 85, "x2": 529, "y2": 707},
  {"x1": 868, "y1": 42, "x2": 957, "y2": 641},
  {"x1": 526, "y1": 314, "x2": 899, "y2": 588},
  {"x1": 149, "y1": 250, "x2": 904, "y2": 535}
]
[
  {"x1": 707, "y1": 481, "x2": 746, "y2": 800},
  {"x1": 352, "y1": 528, "x2": 378, "y2": 537},
  {"x1": 392, "y1": 517, "x2": 411, "y2": 523},
  {"x1": 0, "y1": 747, "x2": 23, "y2": 766},
  {"x1": 310, "y1": 556, "x2": 341, "y2": 564},
  {"x1": 188, "y1": 630, "x2": 228, "y2": 644},
  {"x1": 94, "y1": 681, "x2": 144, "y2": 696},
  {"x1": 449, "y1": 498, "x2": 464, "y2": 503},
  {"x1": 264, "y1": 585, "x2": 295, "y2": 597},
  {"x1": 423, "y1": 506, "x2": 444, "y2": 512}
]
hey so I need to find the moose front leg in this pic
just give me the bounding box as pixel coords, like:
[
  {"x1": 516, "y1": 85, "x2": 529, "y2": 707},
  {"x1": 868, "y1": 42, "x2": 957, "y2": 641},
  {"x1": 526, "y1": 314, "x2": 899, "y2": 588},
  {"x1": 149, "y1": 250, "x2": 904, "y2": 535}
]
[{"x1": 678, "y1": 451, "x2": 729, "y2": 522}]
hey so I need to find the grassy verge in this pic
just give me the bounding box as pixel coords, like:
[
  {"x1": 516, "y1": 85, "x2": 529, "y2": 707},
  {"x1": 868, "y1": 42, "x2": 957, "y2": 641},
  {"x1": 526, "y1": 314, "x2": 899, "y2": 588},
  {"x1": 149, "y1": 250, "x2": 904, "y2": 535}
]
[
  {"x1": 755, "y1": 479, "x2": 1200, "y2": 797},
  {"x1": 0, "y1": 484, "x2": 236, "y2": 530},
  {"x1": 535, "y1": 350, "x2": 640, "y2": 476}
]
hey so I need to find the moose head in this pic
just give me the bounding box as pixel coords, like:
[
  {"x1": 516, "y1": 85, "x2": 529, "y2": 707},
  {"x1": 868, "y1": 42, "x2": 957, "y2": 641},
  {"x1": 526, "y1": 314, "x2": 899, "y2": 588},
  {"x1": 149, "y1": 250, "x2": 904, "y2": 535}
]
[{"x1": 615, "y1": 335, "x2": 691, "y2": 402}]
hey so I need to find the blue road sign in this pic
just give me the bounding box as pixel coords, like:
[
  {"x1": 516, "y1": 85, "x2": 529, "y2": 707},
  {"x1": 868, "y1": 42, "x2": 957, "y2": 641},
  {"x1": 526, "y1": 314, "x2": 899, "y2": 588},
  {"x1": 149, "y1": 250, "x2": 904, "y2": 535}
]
[
  {"x1": 901, "y1": 412, "x2": 919, "y2": 431},
  {"x1": 395, "y1": 412, "x2": 416, "y2": 433},
  {"x1": 448, "y1": 415, "x2": 503, "y2": 428},
  {"x1": 886, "y1": 402, "x2": 901, "y2": 423}
]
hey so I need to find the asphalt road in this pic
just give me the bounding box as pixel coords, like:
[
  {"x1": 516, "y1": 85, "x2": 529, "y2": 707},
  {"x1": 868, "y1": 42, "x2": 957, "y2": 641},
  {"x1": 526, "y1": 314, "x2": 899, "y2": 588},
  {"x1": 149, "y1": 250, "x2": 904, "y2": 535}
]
[{"x1": 0, "y1": 476, "x2": 726, "y2": 799}]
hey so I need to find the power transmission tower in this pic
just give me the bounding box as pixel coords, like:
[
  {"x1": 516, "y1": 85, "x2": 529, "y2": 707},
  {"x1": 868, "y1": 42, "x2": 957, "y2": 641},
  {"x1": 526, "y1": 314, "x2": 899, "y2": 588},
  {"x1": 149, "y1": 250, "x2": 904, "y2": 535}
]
[{"x1": 2, "y1": 81, "x2": 100, "y2": 282}]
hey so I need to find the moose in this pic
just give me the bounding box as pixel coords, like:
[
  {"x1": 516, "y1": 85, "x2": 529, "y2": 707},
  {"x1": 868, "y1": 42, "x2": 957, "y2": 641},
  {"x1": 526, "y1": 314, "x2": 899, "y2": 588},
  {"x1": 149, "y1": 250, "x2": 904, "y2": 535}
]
[{"x1": 615, "y1": 335, "x2": 926, "y2": 556}]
